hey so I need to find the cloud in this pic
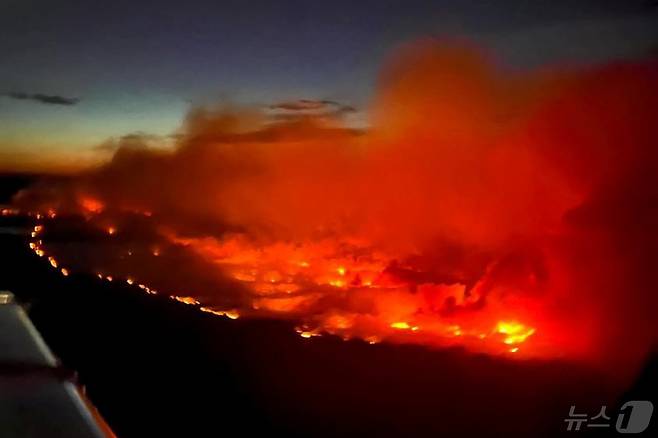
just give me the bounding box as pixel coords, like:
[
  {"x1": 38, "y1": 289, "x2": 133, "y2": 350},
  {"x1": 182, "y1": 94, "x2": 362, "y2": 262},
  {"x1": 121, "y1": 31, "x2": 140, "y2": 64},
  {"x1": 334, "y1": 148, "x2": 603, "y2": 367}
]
[
  {"x1": 92, "y1": 132, "x2": 176, "y2": 155},
  {"x1": 270, "y1": 98, "x2": 354, "y2": 112},
  {"x1": 267, "y1": 99, "x2": 356, "y2": 122},
  {"x1": 3, "y1": 91, "x2": 80, "y2": 106}
]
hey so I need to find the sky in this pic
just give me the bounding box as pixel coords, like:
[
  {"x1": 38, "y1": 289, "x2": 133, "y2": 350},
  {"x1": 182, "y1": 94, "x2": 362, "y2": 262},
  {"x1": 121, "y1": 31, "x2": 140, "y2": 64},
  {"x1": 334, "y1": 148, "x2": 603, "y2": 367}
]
[{"x1": 1, "y1": 0, "x2": 657, "y2": 172}]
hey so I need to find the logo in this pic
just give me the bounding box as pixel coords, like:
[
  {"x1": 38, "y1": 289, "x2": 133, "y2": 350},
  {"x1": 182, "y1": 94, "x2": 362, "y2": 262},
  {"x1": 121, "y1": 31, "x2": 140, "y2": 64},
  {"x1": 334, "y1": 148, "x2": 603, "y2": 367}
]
[{"x1": 564, "y1": 401, "x2": 653, "y2": 433}]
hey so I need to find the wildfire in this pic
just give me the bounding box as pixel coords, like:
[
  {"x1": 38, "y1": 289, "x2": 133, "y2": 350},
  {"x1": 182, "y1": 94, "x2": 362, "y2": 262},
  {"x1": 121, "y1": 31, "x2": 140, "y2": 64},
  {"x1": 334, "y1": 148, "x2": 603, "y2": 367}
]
[
  {"x1": 13, "y1": 40, "x2": 658, "y2": 375},
  {"x1": 22, "y1": 207, "x2": 539, "y2": 358},
  {"x1": 165, "y1": 232, "x2": 542, "y2": 356}
]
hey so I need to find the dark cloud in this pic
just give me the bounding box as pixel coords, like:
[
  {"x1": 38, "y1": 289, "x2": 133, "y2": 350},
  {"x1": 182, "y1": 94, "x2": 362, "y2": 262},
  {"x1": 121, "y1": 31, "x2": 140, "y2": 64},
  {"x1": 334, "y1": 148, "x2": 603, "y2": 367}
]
[
  {"x1": 268, "y1": 99, "x2": 356, "y2": 121},
  {"x1": 271, "y1": 99, "x2": 355, "y2": 112},
  {"x1": 3, "y1": 91, "x2": 79, "y2": 106}
]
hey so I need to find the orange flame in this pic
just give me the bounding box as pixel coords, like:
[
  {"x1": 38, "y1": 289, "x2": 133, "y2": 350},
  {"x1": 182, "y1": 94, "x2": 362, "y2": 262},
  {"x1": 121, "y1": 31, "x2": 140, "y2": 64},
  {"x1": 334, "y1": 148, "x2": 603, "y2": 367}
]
[
  {"x1": 168, "y1": 232, "x2": 541, "y2": 356},
  {"x1": 80, "y1": 197, "x2": 105, "y2": 214}
]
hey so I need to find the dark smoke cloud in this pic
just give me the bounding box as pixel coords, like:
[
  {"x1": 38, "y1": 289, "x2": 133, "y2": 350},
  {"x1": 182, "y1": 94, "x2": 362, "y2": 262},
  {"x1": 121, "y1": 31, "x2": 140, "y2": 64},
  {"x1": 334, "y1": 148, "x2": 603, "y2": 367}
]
[{"x1": 3, "y1": 91, "x2": 80, "y2": 106}]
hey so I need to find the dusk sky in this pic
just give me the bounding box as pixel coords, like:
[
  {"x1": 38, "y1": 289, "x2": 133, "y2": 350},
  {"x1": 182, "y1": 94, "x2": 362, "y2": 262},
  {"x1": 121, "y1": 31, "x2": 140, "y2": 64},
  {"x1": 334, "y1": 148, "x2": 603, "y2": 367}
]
[{"x1": 1, "y1": 0, "x2": 656, "y2": 171}]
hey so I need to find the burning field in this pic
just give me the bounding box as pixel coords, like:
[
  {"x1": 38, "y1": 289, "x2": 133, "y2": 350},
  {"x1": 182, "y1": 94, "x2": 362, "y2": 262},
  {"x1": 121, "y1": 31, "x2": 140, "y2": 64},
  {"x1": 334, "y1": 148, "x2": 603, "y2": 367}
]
[{"x1": 12, "y1": 41, "x2": 658, "y2": 380}]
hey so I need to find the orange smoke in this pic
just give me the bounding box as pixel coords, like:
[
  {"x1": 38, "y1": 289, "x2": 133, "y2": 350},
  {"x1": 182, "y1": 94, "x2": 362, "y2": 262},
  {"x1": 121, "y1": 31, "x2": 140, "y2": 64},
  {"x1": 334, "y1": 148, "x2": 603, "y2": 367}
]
[{"x1": 15, "y1": 40, "x2": 658, "y2": 376}]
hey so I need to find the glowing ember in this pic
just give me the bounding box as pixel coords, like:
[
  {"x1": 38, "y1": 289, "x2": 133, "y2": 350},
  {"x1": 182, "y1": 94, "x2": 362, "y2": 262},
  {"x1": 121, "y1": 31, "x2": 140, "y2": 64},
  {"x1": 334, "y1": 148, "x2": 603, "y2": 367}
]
[
  {"x1": 224, "y1": 310, "x2": 240, "y2": 320},
  {"x1": 496, "y1": 321, "x2": 536, "y2": 346},
  {"x1": 173, "y1": 296, "x2": 200, "y2": 305}
]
